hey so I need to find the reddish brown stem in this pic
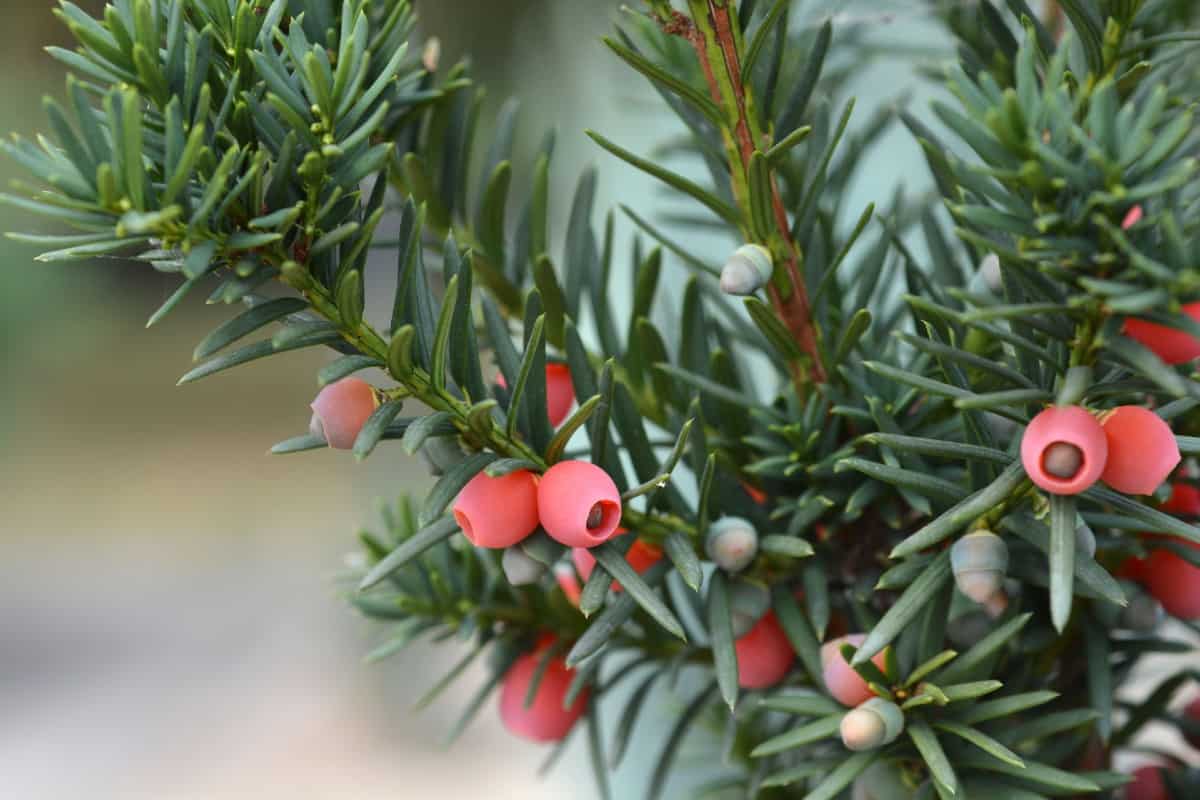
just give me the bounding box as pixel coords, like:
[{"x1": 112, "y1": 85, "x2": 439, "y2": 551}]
[{"x1": 669, "y1": 5, "x2": 827, "y2": 386}]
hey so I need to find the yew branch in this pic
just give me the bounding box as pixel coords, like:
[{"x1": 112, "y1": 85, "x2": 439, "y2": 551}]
[{"x1": 669, "y1": 2, "x2": 826, "y2": 387}]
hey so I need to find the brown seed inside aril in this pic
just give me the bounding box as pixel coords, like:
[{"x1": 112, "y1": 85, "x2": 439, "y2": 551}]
[
  {"x1": 586, "y1": 503, "x2": 605, "y2": 529},
  {"x1": 1043, "y1": 441, "x2": 1083, "y2": 479}
]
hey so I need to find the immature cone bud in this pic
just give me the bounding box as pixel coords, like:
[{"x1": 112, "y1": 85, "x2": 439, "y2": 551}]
[
  {"x1": 950, "y1": 531, "x2": 1009, "y2": 604},
  {"x1": 498, "y1": 644, "x2": 588, "y2": 743},
  {"x1": 418, "y1": 435, "x2": 467, "y2": 477},
  {"x1": 841, "y1": 698, "x2": 904, "y2": 752},
  {"x1": 453, "y1": 470, "x2": 540, "y2": 549},
  {"x1": 851, "y1": 760, "x2": 911, "y2": 800},
  {"x1": 537, "y1": 461, "x2": 622, "y2": 547},
  {"x1": 1123, "y1": 765, "x2": 1168, "y2": 800},
  {"x1": 1099, "y1": 406, "x2": 1180, "y2": 495},
  {"x1": 979, "y1": 252, "x2": 1003, "y2": 292},
  {"x1": 1020, "y1": 406, "x2": 1108, "y2": 495},
  {"x1": 309, "y1": 378, "x2": 379, "y2": 449},
  {"x1": 821, "y1": 634, "x2": 889, "y2": 707},
  {"x1": 733, "y1": 611, "x2": 795, "y2": 689},
  {"x1": 1123, "y1": 301, "x2": 1200, "y2": 365},
  {"x1": 719, "y1": 244, "x2": 774, "y2": 296},
  {"x1": 502, "y1": 546, "x2": 547, "y2": 586},
  {"x1": 706, "y1": 517, "x2": 759, "y2": 573},
  {"x1": 728, "y1": 579, "x2": 771, "y2": 638}
]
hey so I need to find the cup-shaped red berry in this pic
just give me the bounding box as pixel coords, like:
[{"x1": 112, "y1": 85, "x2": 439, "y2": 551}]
[
  {"x1": 820, "y1": 634, "x2": 889, "y2": 707},
  {"x1": 1020, "y1": 406, "x2": 1108, "y2": 495},
  {"x1": 537, "y1": 461, "x2": 622, "y2": 547},
  {"x1": 498, "y1": 646, "x2": 588, "y2": 742},
  {"x1": 545, "y1": 363, "x2": 576, "y2": 427},
  {"x1": 1124, "y1": 765, "x2": 1168, "y2": 800},
  {"x1": 453, "y1": 470, "x2": 540, "y2": 549},
  {"x1": 733, "y1": 611, "x2": 795, "y2": 689},
  {"x1": 1139, "y1": 542, "x2": 1200, "y2": 620},
  {"x1": 309, "y1": 378, "x2": 378, "y2": 450},
  {"x1": 1099, "y1": 406, "x2": 1180, "y2": 495},
  {"x1": 572, "y1": 531, "x2": 662, "y2": 592},
  {"x1": 1124, "y1": 301, "x2": 1200, "y2": 365}
]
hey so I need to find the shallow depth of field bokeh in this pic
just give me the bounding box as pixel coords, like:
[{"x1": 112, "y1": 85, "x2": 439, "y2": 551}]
[
  {"x1": 0, "y1": 4, "x2": 620, "y2": 797},
  {"x1": 2, "y1": 3, "x2": 1193, "y2": 799}
]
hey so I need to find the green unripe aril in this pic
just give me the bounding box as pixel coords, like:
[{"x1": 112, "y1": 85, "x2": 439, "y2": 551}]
[
  {"x1": 950, "y1": 531, "x2": 1009, "y2": 603},
  {"x1": 840, "y1": 698, "x2": 904, "y2": 751},
  {"x1": 719, "y1": 244, "x2": 774, "y2": 296},
  {"x1": 706, "y1": 517, "x2": 759, "y2": 573}
]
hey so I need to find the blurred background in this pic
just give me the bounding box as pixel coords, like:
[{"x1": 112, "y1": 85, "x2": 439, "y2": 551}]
[{"x1": 2, "y1": 2, "x2": 1191, "y2": 799}]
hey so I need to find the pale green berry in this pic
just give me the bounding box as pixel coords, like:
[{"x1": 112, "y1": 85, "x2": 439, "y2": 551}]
[
  {"x1": 719, "y1": 244, "x2": 774, "y2": 296},
  {"x1": 706, "y1": 517, "x2": 759, "y2": 573},
  {"x1": 841, "y1": 698, "x2": 904, "y2": 751},
  {"x1": 951, "y1": 531, "x2": 1009, "y2": 604}
]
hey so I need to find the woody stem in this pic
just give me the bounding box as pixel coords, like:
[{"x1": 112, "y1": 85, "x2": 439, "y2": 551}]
[{"x1": 675, "y1": 1, "x2": 827, "y2": 390}]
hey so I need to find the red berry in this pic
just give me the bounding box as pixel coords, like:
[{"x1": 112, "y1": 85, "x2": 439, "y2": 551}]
[
  {"x1": 820, "y1": 635, "x2": 890, "y2": 707},
  {"x1": 453, "y1": 470, "x2": 540, "y2": 549},
  {"x1": 1183, "y1": 696, "x2": 1200, "y2": 750},
  {"x1": 1164, "y1": 483, "x2": 1200, "y2": 516},
  {"x1": 309, "y1": 378, "x2": 378, "y2": 450},
  {"x1": 734, "y1": 611, "x2": 795, "y2": 689},
  {"x1": 1122, "y1": 205, "x2": 1144, "y2": 230},
  {"x1": 1020, "y1": 406, "x2": 1108, "y2": 495},
  {"x1": 545, "y1": 363, "x2": 576, "y2": 427},
  {"x1": 1140, "y1": 542, "x2": 1200, "y2": 620},
  {"x1": 1124, "y1": 765, "x2": 1168, "y2": 800},
  {"x1": 1124, "y1": 302, "x2": 1200, "y2": 365},
  {"x1": 572, "y1": 531, "x2": 662, "y2": 592},
  {"x1": 496, "y1": 364, "x2": 576, "y2": 427},
  {"x1": 1099, "y1": 406, "x2": 1180, "y2": 495},
  {"x1": 499, "y1": 644, "x2": 588, "y2": 743},
  {"x1": 537, "y1": 461, "x2": 622, "y2": 547}
]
